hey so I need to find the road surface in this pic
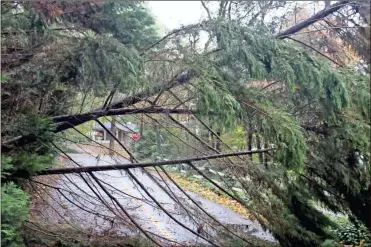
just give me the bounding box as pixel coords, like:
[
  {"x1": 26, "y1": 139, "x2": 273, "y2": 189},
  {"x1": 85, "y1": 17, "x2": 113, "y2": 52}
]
[{"x1": 40, "y1": 154, "x2": 275, "y2": 246}]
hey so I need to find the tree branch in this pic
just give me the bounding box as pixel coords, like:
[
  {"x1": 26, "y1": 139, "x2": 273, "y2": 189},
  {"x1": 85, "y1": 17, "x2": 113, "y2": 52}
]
[
  {"x1": 54, "y1": 107, "x2": 196, "y2": 131},
  {"x1": 275, "y1": 1, "x2": 351, "y2": 39},
  {"x1": 1, "y1": 69, "x2": 197, "y2": 150},
  {"x1": 37, "y1": 149, "x2": 274, "y2": 176},
  {"x1": 285, "y1": 36, "x2": 344, "y2": 67},
  {"x1": 201, "y1": 1, "x2": 212, "y2": 20},
  {"x1": 140, "y1": 23, "x2": 203, "y2": 56}
]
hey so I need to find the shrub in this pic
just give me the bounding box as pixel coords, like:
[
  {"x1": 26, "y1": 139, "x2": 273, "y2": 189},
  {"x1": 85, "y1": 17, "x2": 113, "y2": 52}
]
[
  {"x1": 331, "y1": 220, "x2": 371, "y2": 246},
  {"x1": 1, "y1": 182, "x2": 30, "y2": 247},
  {"x1": 321, "y1": 239, "x2": 342, "y2": 247}
]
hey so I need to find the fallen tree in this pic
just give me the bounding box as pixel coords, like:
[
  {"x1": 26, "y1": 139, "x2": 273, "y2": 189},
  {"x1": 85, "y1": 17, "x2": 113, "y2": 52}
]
[
  {"x1": 2, "y1": 1, "x2": 370, "y2": 247},
  {"x1": 37, "y1": 148, "x2": 274, "y2": 176}
]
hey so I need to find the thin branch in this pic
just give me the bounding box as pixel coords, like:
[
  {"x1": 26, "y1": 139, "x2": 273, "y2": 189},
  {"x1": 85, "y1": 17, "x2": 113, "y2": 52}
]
[
  {"x1": 126, "y1": 169, "x2": 221, "y2": 247},
  {"x1": 286, "y1": 36, "x2": 344, "y2": 67},
  {"x1": 159, "y1": 167, "x2": 254, "y2": 245},
  {"x1": 140, "y1": 23, "x2": 203, "y2": 56},
  {"x1": 201, "y1": 1, "x2": 213, "y2": 20}
]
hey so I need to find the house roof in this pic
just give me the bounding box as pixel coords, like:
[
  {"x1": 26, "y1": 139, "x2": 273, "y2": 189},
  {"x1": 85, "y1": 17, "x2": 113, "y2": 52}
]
[{"x1": 93, "y1": 122, "x2": 137, "y2": 132}]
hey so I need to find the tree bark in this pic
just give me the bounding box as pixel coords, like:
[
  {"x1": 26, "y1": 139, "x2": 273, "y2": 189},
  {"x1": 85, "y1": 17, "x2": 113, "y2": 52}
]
[
  {"x1": 264, "y1": 141, "x2": 269, "y2": 168},
  {"x1": 247, "y1": 122, "x2": 253, "y2": 161},
  {"x1": 109, "y1": 116, "x2": 116, "y2": 155},
  {"x1": 256, "y1": 134, "x2": 263, "y2": 164},
  {"x1": 215, "y1": 129, "x2": 222, "y2": 152}
]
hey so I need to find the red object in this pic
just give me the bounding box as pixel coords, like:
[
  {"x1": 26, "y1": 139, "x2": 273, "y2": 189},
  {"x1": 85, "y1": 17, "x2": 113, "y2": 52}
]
[{"x1": 131, "y1": 132, "x2": 141, "y2": 141}]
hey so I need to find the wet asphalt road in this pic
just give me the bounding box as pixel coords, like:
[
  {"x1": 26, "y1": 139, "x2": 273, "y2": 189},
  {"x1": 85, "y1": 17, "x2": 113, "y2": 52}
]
[{"x1": 44, "y1": 154, "x2": 275, "y2": 246}]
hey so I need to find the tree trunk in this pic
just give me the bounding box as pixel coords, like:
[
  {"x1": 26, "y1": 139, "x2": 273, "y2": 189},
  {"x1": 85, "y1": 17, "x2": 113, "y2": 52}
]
[
  {"x1": 247, "y1": 122, "x2": 253, "y2": 161},
  {"x1": 155, "y1": 122, "x2": 161, "y2": 160},
  {"x1": 109, "y1": 116, "x2": 116, "y2": 156},
  {"x1": 140, "y1": 114, "x2": 144, "y2": 135},
  {"x1": 264, "y1": 141, "x2": 269, "y2": 168},
  {"x1": 216, "y1": 129, "x2": 222, "y2": 152},
  {"x1": 256, "y1": 134, "x2": 263, "y2": 164},
  {"x1": 247, "y1": 132, "x2": 253, "y2": 161}
]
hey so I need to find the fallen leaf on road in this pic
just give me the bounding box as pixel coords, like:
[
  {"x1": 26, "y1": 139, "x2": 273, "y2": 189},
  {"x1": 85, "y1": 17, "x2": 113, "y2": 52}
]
[{"x1": 168, "y1": 173, "x2": 251, "y2": 219}]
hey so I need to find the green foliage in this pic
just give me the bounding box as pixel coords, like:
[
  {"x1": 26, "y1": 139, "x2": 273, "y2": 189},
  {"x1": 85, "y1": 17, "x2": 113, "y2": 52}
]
[
  {"x1": 1, "y1": 2, "x2": 370, "y2": 247},
  {"x1": 195, "y1": 65, "x2": 242, "y2": 130},
  {"x1": 74, "y1": 36, "x2": 144, "y2": 96},
  {"x1": 14, "y1": 115, "x2": 55, "y2": 138},
  {"x1": 2, "y1": 155, "x2": 14, "y2": 179},
  {"x1": 135, "y1": 127, "x2": 183, "y2": 160},
  {"x1": 320, "y1": 239, "x2": 342, "y2": 247},
  {"x1": 1, "y1": 182, "x2": 30, "y2": 247},
  {"x1": 220, "y1": 126, "x2": 246, "y2": 150},
  {"x1": 2, "y1": 115, "x2": 56, "y2": 155},
  {"x1": 330, "y1": 220, "x2": 371, "y2": 246},
  {"x1": 1, "y1": 73, "x2": 9, "y2": 82},
  {"x1": 185, "y1": 21, "x2": 369, "y2": 246},
  {"x1": 61, "y1": 2, "x2": 159, "y2": 49},
  {"x1": 257, "y1": 106, "x2": 307, "y2": 170},
  {"x1": 13, "y1": 152, "x2": 54, "y2": 176},
  {"x1": 221, "y1": 236, "x2": 279, "y2": 247},
  {"x1": 2, "y1": 152, "x2": 54, "y2": 181}
]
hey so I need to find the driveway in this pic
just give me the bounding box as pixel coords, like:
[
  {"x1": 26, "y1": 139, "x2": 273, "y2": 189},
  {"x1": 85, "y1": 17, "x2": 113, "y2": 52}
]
[{"x1": 40, "y1": 154, "x2": 275, "y2": 246}]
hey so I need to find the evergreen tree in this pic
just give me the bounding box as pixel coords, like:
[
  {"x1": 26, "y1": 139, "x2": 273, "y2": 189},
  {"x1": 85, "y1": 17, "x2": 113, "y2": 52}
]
[{"x1": 1, "y1": 1, "x2": 158, "y2": 245}]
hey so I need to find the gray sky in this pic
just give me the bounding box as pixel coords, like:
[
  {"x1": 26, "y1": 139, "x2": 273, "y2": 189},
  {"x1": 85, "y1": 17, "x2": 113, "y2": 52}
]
[
  {"x1": 146, "y1": 1, "x2": 206, "y2": 32},
  {"x1": 146, "y1": 1, "x2": 327, "y2": 34}
]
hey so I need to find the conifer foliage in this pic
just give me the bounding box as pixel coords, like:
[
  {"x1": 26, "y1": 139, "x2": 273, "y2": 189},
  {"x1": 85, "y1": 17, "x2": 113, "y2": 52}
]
[{"x1": 1, "y1": 1, "x2": 370, "y2": 247}]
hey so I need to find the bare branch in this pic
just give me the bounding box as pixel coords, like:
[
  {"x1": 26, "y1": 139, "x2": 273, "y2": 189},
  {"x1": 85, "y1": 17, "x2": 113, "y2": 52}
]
[{"x1": 201, "y1": 1, "x2": 213, "y2": 20}]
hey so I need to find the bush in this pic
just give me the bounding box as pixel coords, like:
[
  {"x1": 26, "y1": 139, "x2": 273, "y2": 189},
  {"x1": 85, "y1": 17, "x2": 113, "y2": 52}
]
[
  {"x1": 321, "y1": 239, "x2": 342, "y2": 247},
  {"x1": 2, "y1": 153, "x2": 54, "y2": 181},
  {"x1": 331, "y1": 220, "x2": 371, "y2": 246},
  {"x1": 1, "y1": 182, "x2": 30, "y2": 247}
]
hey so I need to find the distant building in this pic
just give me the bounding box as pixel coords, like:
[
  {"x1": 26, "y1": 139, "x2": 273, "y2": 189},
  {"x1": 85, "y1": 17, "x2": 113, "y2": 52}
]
[{"x1": 92, "y1": 121, "x2": 136, "y2": 145}]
